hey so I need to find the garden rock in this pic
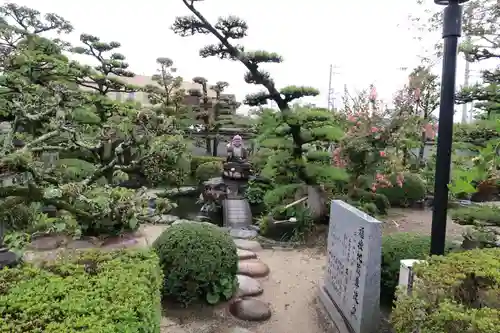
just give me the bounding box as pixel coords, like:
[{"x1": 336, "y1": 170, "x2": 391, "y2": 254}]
[
  {"x1": 236, "y1": 275, "x2": 263, "y2": 297},
  {"x1": 172, "y1": 219, "x2": 214, "y2": 227},
  {"x1": 163, "y1": 186, "x2": 197, "y2": 197},
  {"x1": 101, "y1": 237, "x2": 140, "y2": 249},
  {"x1": 158, "y1": 214, "x2": 179, "y2": 224},
  {"x1": 221, "y1": 327, "x2": 255, "y2": 333},
  {"x1": 237, "y1": 259, "x2": 270, "y2": 278},
  {"x1": 233, "y1": 239, "x2": 262, "y2": 252},
  {"x1": 229, "y1": 228, "x2": 258, "y2": 239},
  {"x1": 66, "y1": 239, "x2": 96, "y2": 249},
  {"x1": 28, "y1": 235, "x2": 67, "y2": 251},
  {"x1": 229, "y1": 298, "x2": 272, "y2": 322},
  {"x1": 203, "y1": 177, "x2": 225, "y2": 187},
  {"x1": 237, "y1": 249, "x2": 257, "y2": 260}
]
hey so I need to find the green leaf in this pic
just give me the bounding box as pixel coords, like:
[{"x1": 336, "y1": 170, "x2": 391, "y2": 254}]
[
  {"x1": 206, "y1": 292, "x2": 220, "y2": 304},
  {"x1": 129, "y1": 217, "x2": 138, "y2": 229}
]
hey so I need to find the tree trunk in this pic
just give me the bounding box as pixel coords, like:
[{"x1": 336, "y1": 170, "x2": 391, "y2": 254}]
[{"x1": 418, "y1": 131, "x2": 426, "y2": 166}]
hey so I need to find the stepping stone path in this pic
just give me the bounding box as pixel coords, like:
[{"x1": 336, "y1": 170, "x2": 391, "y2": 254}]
[{"x1": 230, "y1": 236, "x2": 272, "y2": 324}]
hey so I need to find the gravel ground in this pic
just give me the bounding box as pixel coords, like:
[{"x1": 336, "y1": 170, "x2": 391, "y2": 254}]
[{"x1": 160, "y1": 248, "x2": 328, "y2": 333}]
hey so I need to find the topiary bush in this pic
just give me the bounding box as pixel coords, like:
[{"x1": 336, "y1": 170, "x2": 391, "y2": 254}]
[
  {"x1": 350, "y1": 188, "x2": 391, "y2": 215},
  {"x1": 153, "y1": 222, "x2": 238, "y2": 305},
  {"x1": 195, "y1": 161, "x2": 222, "y2": 182},
  {"x1": 0, "y1": 249, "x2": 162, "y2": 333},
  {"x1": 391, "y1": 248, "x2": 500, "y2": 333},
  {"x1": 376, "y1": 172, "x2": 426, "y2": 207},
  {"x1": 380, "y1": 232, "x2": 456, "y2": 304},
  {"x1": 190, "y1": 156, "x2": 225, "y2": 174}
]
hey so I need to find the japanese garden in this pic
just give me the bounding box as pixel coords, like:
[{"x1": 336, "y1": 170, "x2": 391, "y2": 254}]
[{"x1": 0, "y1": 1, "x2": 498, "y2": 332}]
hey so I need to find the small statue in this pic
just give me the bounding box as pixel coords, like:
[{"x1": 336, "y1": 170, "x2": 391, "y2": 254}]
[{"x1": 226, "y1": 135, "x2": 248, "y2": 163}]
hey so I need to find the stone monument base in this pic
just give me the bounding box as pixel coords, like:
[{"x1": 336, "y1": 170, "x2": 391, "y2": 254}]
[{"x1": 316, "y1": 284, "x2": 352, "y2": 333}]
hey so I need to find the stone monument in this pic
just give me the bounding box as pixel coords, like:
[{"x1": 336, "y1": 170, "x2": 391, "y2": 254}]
[{"x1": 317, "y1": 200, "x2": 382, "y2": 333}]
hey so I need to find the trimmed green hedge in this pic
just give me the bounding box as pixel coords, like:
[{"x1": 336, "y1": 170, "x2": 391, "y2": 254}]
[
  {"x1": 380, "y1": 233, "x2": 456, "y2": 304},
  {"x1": 195, "y1": 161, "x2": 223, "y2": 182},
  {"x1": 376, "y1": 173, "x2": 426, "y2": 207},
  {"x1": 391, "y1": 248, "x2": 500, "y2": 333},
  {"x1": 0, "y1": 249, "x2": 162, "y2": 333},
  {"x1": 153, "y1": 222, "x2": 238, "y2": 305},
  {"x1": 190, "y1": 156, "x2": 225, "y2": 175}
]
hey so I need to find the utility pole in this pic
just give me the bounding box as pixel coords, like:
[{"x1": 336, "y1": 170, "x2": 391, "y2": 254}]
[
  {"x1": 461, "y1": 36, "x2": 471, "y2": 123},
  {"x1": 327, "y1": 64, "x2": 340, "y2": 111}
]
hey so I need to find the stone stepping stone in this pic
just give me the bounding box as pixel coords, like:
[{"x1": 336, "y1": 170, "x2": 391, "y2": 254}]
[
  {"x1": 236, "y1": 275, "x2": 263, "y2": 297},
  {"x1": 237, "y1": 259, "x2": 269, "y2": 278},
  {"x1": 233, "y1": 239, "x2": 262, "y2": 252},
  {"x1": 220, "y1": 327, "x2": 255, "y2": 333},
  {"x1": 66, "y1": 240, "x2": 95, "y2": 249},
  {"x1": 229, "y1": 298, "x2": 271, "y2": 322},
  {"x1": 28, "y1": 235, "x2": 67, "y2": 251},
  {"x1": 229, "y1": 228, "x2": 258, "y2": 239},
  {"x1": 101, "y1": 237, "x2": 140, "y2": 249},
  {"x1": 237, "y1": 249, "x2": 257, "y2": 260}
]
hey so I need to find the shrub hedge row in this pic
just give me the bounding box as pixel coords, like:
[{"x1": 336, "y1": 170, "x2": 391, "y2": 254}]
[
  {"x1": 391, "y1": 248, "x2": 500, "y2": 333},
  {"x1": 0, "y1": 249, "x2": 162, "y2": 333}
]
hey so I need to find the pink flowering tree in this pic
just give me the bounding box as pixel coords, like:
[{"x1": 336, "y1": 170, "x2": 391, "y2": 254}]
[{"x1": 334, "y1": 86, "x2": 411, "y2": 193}]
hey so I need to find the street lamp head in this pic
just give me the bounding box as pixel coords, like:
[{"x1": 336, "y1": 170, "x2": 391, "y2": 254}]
[{"x1": 434, "y1": 0, "x2": 469, "y2": 5}]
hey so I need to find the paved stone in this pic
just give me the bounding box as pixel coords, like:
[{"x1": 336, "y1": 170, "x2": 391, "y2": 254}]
[
  {"x1": 139, "y1": 224, "x2": 169, "y2": 245},
  {"x1": 100, "y1": 237, "x2": 140, "y2": 249},
  {"x1": 28, "y1": 235, "x2": 67, "y2": 251},
  {"x1": 220, "y1": 327, "x2": 255, "y2": 333},
  {"x1": 238, "y1": 260, "x2": 270, "y2": 278},
  {"x1": 172, "y1": 219, "x2": 214, "y2": 227},
  {"x1": 65, "y1": 239, "x2": 96, "y2": 249},
  {"x1": 236, "y1": 275, "x2": 263, "y2": 297},
  {"x1": 229, "y1": 228, "x2": 258, "y2": 239},
  {"x1": 233, "y1": 239, "x2": 262, "y2": 252},
  {"x1": 229, "y1": 298, "x2": 272, "y2": 322},
  {"x1": 237, "y1": 249, "x2": 257, "y2": 260}
]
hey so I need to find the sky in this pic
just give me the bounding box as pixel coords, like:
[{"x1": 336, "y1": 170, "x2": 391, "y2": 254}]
[{"x1": 2, "y1": 0, "x2": 485, "y2": 119}]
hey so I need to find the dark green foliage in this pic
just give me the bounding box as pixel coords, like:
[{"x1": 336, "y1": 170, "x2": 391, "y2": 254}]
[
  {"x1": 454, "y1": 120, "x2": 500, "y2": 148},
  {"x1": 391, "y1": 248, "x2": 500, "y2": 333},
  {"x1": 0, "y1": 249, "x2": 162, "y2": 333},
  {"x1": 376, "y1": 173, "x2": 426, "y2": 207},
  {"x1": 244, "y1": 178, "x2": 272, "y2": 205},
  {"x1": 190, "y1": 155, "x2": 225, "y2": 174},
  {"x1": 358, "y1": 202, "x2": 378, "y2": 216},
  {"x1": 195, "y1": 161, "x2": 222, "y2": 182},
  {"x1": 450, "y1": 205, "x2": 500, "y2": 248},
  {"x1": 350, "y1": 189, "x2": 390, "y2": 215},
  {"x1": 152, "y1": 223, "x2": 238, "y2": 305},
  {"x1": 52, "y1": 159, "x2": 96, "y2": 182},
  {"x1": 381, "y1": 233, "x2": 455, "y2": 303},
  {"x1": 141, "y1": 135, "x2": 191, "y2": 187},
  {"x1": 450, "y1": 205, "x2": 500, "y2": 226},
  {"x1": 0, "y1": 3, "x2": 177, "y2": 233}
]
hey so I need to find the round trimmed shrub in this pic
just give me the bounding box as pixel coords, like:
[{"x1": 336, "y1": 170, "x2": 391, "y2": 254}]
[
  {"x1": 381, "y1": 233, "x2": 456, "y2": 304},
  {"x1": 376, "y1": 172, "x2": 426, "y2": 207},
  {"x1": 152, "y1": 222, "x2": 238, "y2": 305},
  {"x1": 195, "y1": 161, "x2": 222, "y2": 182},
  {"x1": 391, "y1": 248, "x2": 500, "y2": 333}
]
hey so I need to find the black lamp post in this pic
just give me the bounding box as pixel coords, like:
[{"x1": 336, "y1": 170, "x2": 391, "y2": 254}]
[{"x1": 430, "y1": 0, "x2": 469, "y2": 255}]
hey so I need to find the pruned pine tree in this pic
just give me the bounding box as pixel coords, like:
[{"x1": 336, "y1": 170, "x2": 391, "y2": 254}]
[
  {"x1": 0, "y1": 3, "x2": 177, "y2": 238},
  {"x1": 172, "y1": 0, "x2": 346, "y2": 191},
  {"x1": 143, "y1": 57, "x2": 190, "y2": 129}
]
